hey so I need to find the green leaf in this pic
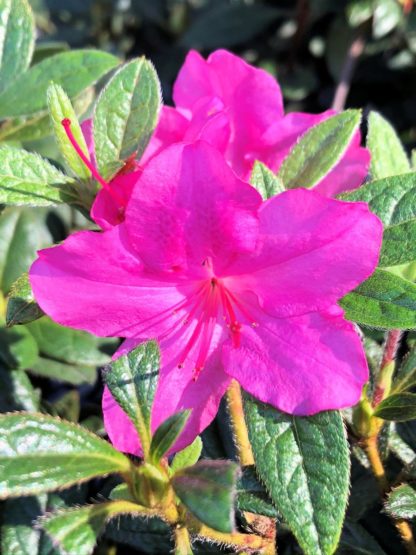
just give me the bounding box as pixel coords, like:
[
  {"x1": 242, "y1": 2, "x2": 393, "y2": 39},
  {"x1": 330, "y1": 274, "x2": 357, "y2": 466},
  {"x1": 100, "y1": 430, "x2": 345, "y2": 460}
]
[
  {"x1": 338, "y1": 519, "x2": 388, "y2": 555},
  {"x1": 0, "y1": 208, "x2": 54, "y2": 294},
  {"x1": 0, "y1": 366, "x2": 39, "y2": 412},
  {"x1": 47, "y1": 83, "x2": 91, "y2": 180},
  {"x1": 339, "y1": 268, "x2": 416, "y2": 329},
  {"x1": 0, "y1": 325, "x2": 38, "y2": 369},
  {"x1": 53, "y1": 390, "x2": 81, "y2": 423},
  {"x1": 236, "y1": 466, "x2": 279, "y2": 518},
  {"x1": 93, "y1": 57, "x2": 161, "y2": 178},
  {"x1": 27, "y1": 317, "x2": 115, "y2": 367},
  {"x1": 171, "y1": 436, "x2": 203, "y2": 473},
  {"x1": 150, "y1": 410, "x2": 191, "y2": 463},
  {"x1": 277, "y1": 110, "x2": 361, "y2": 191},
  {"x1": 172, "y1": 460, "x2": 240, "y2": 533},
  {"x1": 0, "y1": 0, "x2": 35, "y2": 93},
  {"x1": 6, "y1": 272, "x2": 44, "y2": 326},
  {"x1": 367, "y1": 111, "x2": 410, "y2": 180},
  {"x1": 0, "y1": 146, "x2": 72, "y2": 206},
  {"x1": 385, "y1": 484, "x2": 416, "y2": 519},
  {"x1": 250, "y1": 161, "x2": 284, "y2": 200},
  {"x1": 0, "y1": 413, "x2": 131, "y2": 498},
  {"x1": 245, "y1": 396, "x2": 349, "y2": 555},
  {"x1": 374, "y1": 393, "x2": 416, "y2": 422},
  {"x1": 0, "y1": 49, "x2": 119, "y2": 119},
  {"x1": 342, "y1": 173, "x2": 416, "y2": 267},
  {"x1": 41, "y1": 501, "x2": 155, "y2": 555},
  {"x1": 392, "y1": 348, "x2": 416, "y2": 394},
  {"x1": 104, "y1": 341, "x2": 159, "y2": 455},
  {"x1": 29, "y1": 357, "x2": 97, "y2": 386}
]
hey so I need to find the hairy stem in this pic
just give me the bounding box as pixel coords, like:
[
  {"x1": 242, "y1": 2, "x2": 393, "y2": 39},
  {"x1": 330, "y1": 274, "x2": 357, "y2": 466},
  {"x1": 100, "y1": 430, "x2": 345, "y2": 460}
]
[
  {"x1": 364, "y1": 435, "x2": 416, "y2": 554},
  {"x1": 373, "y1": 330, "x2": 402, "y2": 407},
  {"x1": 226, "y1": 380, "x2": 254, "y2": 466},
  {"x1": 193, "y1": 523, "x2": 273, "y2": 552},
  {"x1": 174, "y1": 525, "x2": 193, "y2": 555},
  {"x1": 331, "y1": 32, "x2": 365, "y2": 111}
]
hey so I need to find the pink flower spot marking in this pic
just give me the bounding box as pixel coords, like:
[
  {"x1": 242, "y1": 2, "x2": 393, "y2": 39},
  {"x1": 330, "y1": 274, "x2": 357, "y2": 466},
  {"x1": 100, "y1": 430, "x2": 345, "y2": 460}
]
[{"x1": 61, "y1": 118, "x2": 126, "y2": 217}]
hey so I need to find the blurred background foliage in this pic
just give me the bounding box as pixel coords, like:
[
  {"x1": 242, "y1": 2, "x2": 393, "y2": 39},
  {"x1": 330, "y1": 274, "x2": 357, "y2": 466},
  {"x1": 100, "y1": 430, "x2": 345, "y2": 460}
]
[{"x1": 29, "y1": 0, "x2": 416, "y2": 148}]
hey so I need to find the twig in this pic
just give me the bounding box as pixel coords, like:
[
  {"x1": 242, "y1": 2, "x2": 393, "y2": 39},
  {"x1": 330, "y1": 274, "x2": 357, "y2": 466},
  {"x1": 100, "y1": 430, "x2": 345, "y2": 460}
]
[{"x1": 331, "y1": 32, "x2": 366, "y2": 111}]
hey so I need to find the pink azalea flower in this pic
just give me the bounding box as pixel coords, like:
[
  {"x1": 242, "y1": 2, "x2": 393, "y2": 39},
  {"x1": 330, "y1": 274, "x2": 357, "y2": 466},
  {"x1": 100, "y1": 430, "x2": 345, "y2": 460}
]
[
  {"x1": 30, "y1": 142, "x2": 382, "y2": 456},
  {"x1": 63, "y1": 118, "x2": 142, "y2": 230},
  {"x1": 144, "y1": 49, "x2": 370, "y2": 197}
]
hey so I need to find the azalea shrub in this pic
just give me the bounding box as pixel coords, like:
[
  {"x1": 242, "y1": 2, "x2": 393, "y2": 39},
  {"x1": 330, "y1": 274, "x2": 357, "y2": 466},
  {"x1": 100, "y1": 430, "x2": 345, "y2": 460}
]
[{"x1": 2, "y1": 1, "x2": 416, "y2": 555}]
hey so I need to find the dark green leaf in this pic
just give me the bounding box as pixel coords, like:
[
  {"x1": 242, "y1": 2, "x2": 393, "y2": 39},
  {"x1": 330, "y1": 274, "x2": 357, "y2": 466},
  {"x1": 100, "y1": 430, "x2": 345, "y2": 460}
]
[
  {"x1": 380, "y1": 221, "x2": 416, "y2": 267},
  {"x1": 104, "y1": 341, "x2": 159, "y2": 453},
  {"x1": 150, "y1": 410, "x2": 191, "y2": 463},
  {"x1": 0, "y1": 0, "x2": 35, "y2": 93},
  {"x1": 236, "y1": 466, "x2": 279, "y2": 518},
  {"x1": 393, "y1": 348, "x2": 416, "y2": 393},
  {"x1": 338, "y1": 519, "x2": 388, "y2": 555},
  {"x1": 171, "y1": 436, "x2": 203, "y2": 473},
  {"x1": 30, "y1": 357, "x2": 97, "y2": 386},
  {"x1": 172, "y1": 460, "x2": 240, "y2": 533},
  {"x1": 245, "y1": 396, "x2": 349, "y2": 555},
  {"x1": 339, "y1": 268, "x2": 416, "y2": 329},
  {"x1": 27, "y1": 317, "x2": 115, "y2": 367},
  {"x1": 385, "y1": 484, "x2": 416, "y2": 519},
  {"x1": 6, "y1": 272, "x2": 44, "y2": 326},
  {"x1": 0, "y1": 325, "x2": 38, "y2": 369},
  {"x1": 374, "y1": 393, "x2": 416, "y2": 422},
  {"x1": 53, "y1": 390, "x2": 81, "y2": 423},
  {"x1": 0, "y1": 146, "x2": 72, "y2": 206},
  {"x1": 180, "y1": 5, "x2": 282, "y2": 49},
  {"x1": 250, "y1": 161, "x2": 284, "y2": 200},
  {"x1": 47, "y1": 83, "x2": 91, "y2": 180},
  {"x1": 93, "y1": 57, "x2": 161, "y2": 178},
  {"x1": 0, "y1": 366, "x2": 39, "y2": 412},
  {"x1": 277, "y1": 110, "x2": 361, "y2": 191},
  {"x1": 0, "y1": 413, "x2": 131, "y2": 498},
  {"x1": 367, "y1": 111, "x2": 410, "y2": 180},
  {"x1": 104, "y1": 513, "x2": 172, "y2": 554},
  {"x1": 0, "y1": 50, "x2": 119, "y2": 118}
]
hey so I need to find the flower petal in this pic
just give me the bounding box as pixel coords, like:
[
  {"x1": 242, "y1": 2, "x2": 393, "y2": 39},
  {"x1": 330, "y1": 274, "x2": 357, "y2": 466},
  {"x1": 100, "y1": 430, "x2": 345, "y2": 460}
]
[
  {"x1": 223, "y1": 306, "x2": 368, "y2": 415},
  {"x1": 124, "y1": 141, "x2": 262, "y2": 276},
  {"x1": 29, "y1": 225, "x2": 188, "y2": 338},
  {"x1": 225, "y1": 188, "x2": 382, "y2": 318}
]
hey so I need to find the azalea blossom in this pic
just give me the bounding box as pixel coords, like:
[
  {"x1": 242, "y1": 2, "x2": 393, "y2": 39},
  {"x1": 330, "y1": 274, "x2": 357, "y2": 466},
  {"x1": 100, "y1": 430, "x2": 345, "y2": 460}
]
[
  {"x1": 30, "y1": 142, "x2": 382, "y2": 455},
  {"x1": 144, "y1": 49, "x2": 370, "y2": 197}
]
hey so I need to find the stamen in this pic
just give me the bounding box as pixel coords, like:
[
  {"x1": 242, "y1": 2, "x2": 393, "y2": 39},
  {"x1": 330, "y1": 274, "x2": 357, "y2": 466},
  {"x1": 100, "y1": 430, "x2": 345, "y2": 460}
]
[{"x1": 61, "y1": 118, "x2": 124, "y2": 207}]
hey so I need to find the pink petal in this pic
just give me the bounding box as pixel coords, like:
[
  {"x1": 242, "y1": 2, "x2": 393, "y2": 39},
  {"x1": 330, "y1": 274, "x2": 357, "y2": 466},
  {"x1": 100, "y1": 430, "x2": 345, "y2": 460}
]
[
  {"x1": 225, "y1": 188, "x2": 382, "y2": 318},
  {"x1": 103, "y1": 327, "x2": 230, "y2": 456},
  {"x1": 124, "y1": 141, "x2": 262, "y2": 275},
  {"x1": 29, "y1": 225, "x2": 189, "y2": 339},
  {"x1": 222, "y1": 305, "x2": 368, "y2": 415}
]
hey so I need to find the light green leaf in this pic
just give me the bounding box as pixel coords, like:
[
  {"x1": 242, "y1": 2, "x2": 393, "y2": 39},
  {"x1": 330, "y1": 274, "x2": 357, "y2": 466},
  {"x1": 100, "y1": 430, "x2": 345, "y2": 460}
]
[
  {"x1": 29, "y1": 357, "x2": 97, "y2": 386},
  {"x1": 0, "y1": 49, "x2": 119, "y2": 119},
  {"x1": 6, "y1": 272, "x2": 44, "y2": 327},
  {"x1": 104, "y1": 341, "x2": 160, "y2": 455},
  {"x1": 367, "y1": 111, "x2": 410, "y2": 180},
  {"x1": 41, "y1": 501, "x2": 156, "y2": 555},
  {"x1": 385, "y1": 484, "x2": 416, "y2": 519},
  {"x1": 250, "y1": 161, "x2": 284, "y2": 200},
  {"x1": 277, "y1": 110, "x2": 361, "y2": 190},
  {"x1": 172, "y1": 460, "x2": 240, "y2": 533},
  {"x1": 339, "y1": 268, "x2": 416, "y2": 329},
  {"x1": 171, "y1": 436, "x2": 203, "y2": 473},
  {"x1": 93, "y1": 57, "x2": 161, "y2": 178},
  {"x1": 150, "y1": 410, "x2": 191, "y2": 463},
  {"x1": 0, "y1": 146, "x2": 72, "y2": 206},
  {"x1": 0, "y1": 0, "x2": 35, "y2": 93},
  {"x1": 0, "y1": 413, "x2": 132, "y2": 498},
  {"x1": 0, "y1": 325, "x2": 38, "y2": 369},
  {"x1": 245, "y1": 396, "x2": 349, "y2": 555},
  {"x1": 0, "y1": 366, "x2": 39, "y2": 412},
  {"x1": 47, "y1": 83, "x2": 91, "y2": 179}
]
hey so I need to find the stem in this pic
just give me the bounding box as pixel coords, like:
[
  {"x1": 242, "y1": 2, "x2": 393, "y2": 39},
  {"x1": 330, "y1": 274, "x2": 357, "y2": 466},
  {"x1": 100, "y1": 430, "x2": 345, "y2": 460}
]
[
  {"x1": 226, "y1": 380, "x2": 254, "y2": 466},
  {"x1": 364, "y1": 436, "x2": 416, "y2": 555},
  {"x1": 193, "y1": 523, "x2": 273, "y2": 552},
  {"x1": 331, "y1": 32, "x2": 365, "y2": 111},
  {"x1": 174, "y1": 525, "x2": 193, "y2": 555}
]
